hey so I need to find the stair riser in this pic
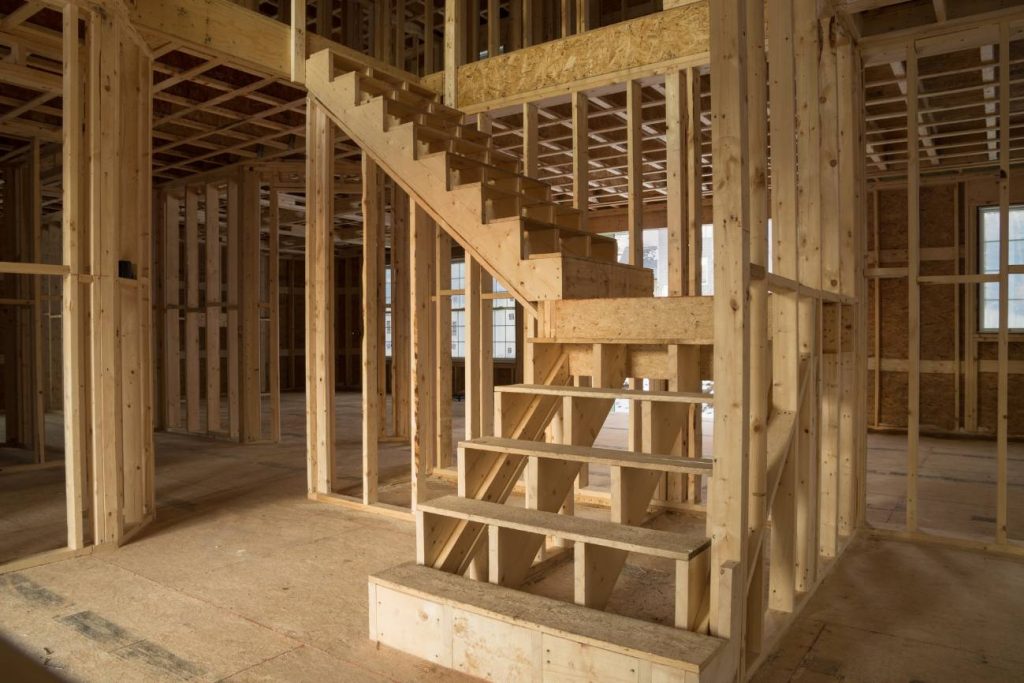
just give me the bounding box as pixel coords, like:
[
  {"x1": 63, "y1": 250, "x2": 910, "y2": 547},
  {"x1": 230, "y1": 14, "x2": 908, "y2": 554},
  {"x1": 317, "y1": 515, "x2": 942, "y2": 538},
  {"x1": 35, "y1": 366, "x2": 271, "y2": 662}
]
[{"x1": 369, "y1": 578, "x2": 719, "y2": 682}]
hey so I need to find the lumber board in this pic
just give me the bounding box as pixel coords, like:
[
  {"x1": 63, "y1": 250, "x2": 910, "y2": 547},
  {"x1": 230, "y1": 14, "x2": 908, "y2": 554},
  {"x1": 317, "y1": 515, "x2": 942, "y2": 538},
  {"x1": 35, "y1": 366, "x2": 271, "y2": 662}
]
[
  {"x1": 419, "y1": 496, "x2": 708, "y2": 559},
  {"x1": 462, "y1": 435, "x2": 713, "y2": 475},
  {"x1": 495, "y1": 383, "x2": 712, "y2": 404}
]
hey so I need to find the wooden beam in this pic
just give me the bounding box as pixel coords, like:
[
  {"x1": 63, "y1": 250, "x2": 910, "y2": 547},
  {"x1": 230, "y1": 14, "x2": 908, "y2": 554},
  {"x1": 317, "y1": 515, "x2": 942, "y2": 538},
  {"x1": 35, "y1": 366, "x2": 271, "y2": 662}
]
[
  {"x1": 836, "y1": 36, "x2": 862, "y2": 539},
  {"x1": 306, "y1": 99, "x2": 336, "y2": 494},
  {"x1": 363, "y1": 154, "x2": 381, "y2": 504},
  {"x1": 205, "y1": 184, "x2": 222, "y2": 434},
  {"x1": 238, "y1": 168, "x2": 262, "y2": 442},
  {"x1": 425, "y1": 0, "x2": 437, "y2": 73},
  {"x1": 794, "y1": 0, "x2": 821, "y2": 592},
  {"x1": 906, "y1": 39, "x2": 920, "y2": 533},
  {"x1": 163, "y1": 194, "x2": 181, "y2": 430},
  {"x1": 28, "y1": 141, "x2": 44, "y2": 463},
  {"x1": 626, "y1": 79, "x2": 643, "y2": 267},
  {"x1": 572, "y1": 90, "x2": 589, "y2": 231},
  {"x1": 996, "y1": 22, "x2": 1010, "y2": 544},
  {"x1": 745, "y1": 0, "x2": 770, "y2": 658},
  {"x1": 268, "y1": 188, "x2": 281, "y2": 442},
  {"x1": 226, "y1": 178, "x2": 241, "y2": 440},
  {"x1": 487, "y1": 0, "x2": 500, "y2": 57},
  {"x1": 410, "y1": 199, "x2": 436, "y2": 509},
  {"x1": 444, "y1": 0, "x2": 463, "y2": 106},
  {"x1": 817, "y1": 18, "x2": 841, "y2": 564},
  {"x1": 87, "y1": 8, "x2": 124, "y2": 546},
  {"x1": 665, "y1": 70, "x2": 688, "y2": 298},
  {"x1": 708, "y1": 0, "x2": 751, "y2": 666},
  {"x1": 185, "y1": 188, "x2": 201, "y2": 433},
  {"x1": 62, "y1": 1, "x2": 87, "y2": 550},
  {"x1": 291, "y1": 0, "x2": 306, "y2": 83},
  {"x1": 766, "y1": 0, "x2": 799, "y2": 614}
]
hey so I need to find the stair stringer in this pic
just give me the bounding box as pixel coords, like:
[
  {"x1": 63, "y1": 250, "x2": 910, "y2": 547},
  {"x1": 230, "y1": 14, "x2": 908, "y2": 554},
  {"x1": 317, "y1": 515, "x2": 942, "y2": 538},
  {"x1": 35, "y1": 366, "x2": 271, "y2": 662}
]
[{"x1": 306, "y1": 56, "x2": 562, "y2": 310}]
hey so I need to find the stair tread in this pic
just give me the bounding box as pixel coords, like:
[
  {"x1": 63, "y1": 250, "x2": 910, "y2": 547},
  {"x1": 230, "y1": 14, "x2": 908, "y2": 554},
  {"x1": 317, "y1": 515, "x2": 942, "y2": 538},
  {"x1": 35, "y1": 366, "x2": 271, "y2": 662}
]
[
  {"x1": 495, "y1": 383, "x2": 713, "y2": 404},
  {"x1": 461, "y1": 435, "x2": 713, "y2": 476},
  {"x1": 371, "y1": 563, "x2": 725, "y2": 671},
  {"x1": 420, "y1": 495, "x2": 709, "y2": 559}
]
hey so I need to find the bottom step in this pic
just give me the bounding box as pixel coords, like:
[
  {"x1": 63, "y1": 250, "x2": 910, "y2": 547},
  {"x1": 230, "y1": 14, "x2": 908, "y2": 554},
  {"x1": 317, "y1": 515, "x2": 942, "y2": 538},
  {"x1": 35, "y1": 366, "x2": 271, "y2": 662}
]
[{"x1": 369, "y1": 563, "x2": 728, "y2": 682}]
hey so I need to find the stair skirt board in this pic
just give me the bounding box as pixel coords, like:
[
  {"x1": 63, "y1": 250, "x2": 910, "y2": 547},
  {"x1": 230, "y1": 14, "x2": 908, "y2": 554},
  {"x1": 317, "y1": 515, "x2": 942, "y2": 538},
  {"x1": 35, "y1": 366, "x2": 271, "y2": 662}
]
[{"x1": 369, "y1": 565, "x2": 729, "y2": 683}]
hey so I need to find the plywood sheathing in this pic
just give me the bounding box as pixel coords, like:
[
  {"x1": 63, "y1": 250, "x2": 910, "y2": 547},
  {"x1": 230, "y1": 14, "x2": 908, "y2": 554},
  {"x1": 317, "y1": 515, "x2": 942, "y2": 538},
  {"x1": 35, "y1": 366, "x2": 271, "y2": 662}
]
[
  {"x1": 422, "y1": 2, "x2": 709, "y2": 110},
  {"x1": 870, "y1": 179, "x2": 1024, "y2": 435}
]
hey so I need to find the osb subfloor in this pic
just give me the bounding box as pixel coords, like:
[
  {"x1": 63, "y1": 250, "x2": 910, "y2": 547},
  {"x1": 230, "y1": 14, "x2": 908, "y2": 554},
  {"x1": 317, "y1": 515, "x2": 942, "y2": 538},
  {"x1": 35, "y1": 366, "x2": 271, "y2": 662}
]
[
  {"x1": 865, "y1": 430, "x2": 1024, "y2": 538},
  {"x1": 2, "y1": 394, "x2": 1024, "y2": 681},
  {"x1": 751, "y1": 534, "x2": 1024, "y2": 682},
  {"x1": 0, "y1": 392, "x2": 473, "y2": 682}
]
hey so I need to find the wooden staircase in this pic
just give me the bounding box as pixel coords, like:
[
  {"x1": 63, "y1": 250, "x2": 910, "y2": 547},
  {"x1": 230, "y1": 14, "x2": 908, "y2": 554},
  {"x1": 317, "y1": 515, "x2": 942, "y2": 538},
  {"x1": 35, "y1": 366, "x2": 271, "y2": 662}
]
[
  {"x1": 303, "y1": 47, "x2": 726, "y2": 681},
  {"x1": 304, "y1": 48, "x2": 652, "y2": 306}
]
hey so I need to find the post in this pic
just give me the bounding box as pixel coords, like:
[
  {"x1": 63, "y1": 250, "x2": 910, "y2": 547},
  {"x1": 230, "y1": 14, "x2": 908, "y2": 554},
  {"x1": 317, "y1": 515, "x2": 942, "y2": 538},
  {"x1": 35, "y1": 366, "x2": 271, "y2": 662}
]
[
  {"x1": 572, "y1": 91, "x2": 589, "y2": 231},
  {"x1": 205, "y1": 184, "x2": 222, "y2": 433},
  {"x1": 996, "y1": 23, "x2": 1010, "y2": 544},
  {"x1": 906, "y1": 40, "x2": 920, "y2": 532},
  {"x1": 435, "y1": 229, "x2": 454, "y2": 468},
  {"x1": 745, "y1": 0, "x2": 769, "y2": 657},
  {"x1": 62, "y1": 1, "x2": 87, "y2": 549},
  {"x1": 185, "y1": 188, "x2": 201, "y2": 432},
  {"x1": 291, "y1": 0, "x2": 306, "y2": 83},
  {"x1": 363, "y1": 155, "x2": 382, "y2": 503},
  {"x1": 626, "y1": 79, "x2": 644, "y2": 267},
  {"x1": 708, "y1": 1, "x2": 752, "y2": 670},
  {"x1": 444, "y1": 0, "x2": 463, "y2": 106},
  {"x1": 268, "y1": 188, "x2": 281, "y2": 442},
  {"x1": 665, "y1": 70, "x2": 689, "y2": 299},
  {"x1": 306, "y1": 99, "x2": 336, "y2": 495},
  {"x1": 410, "y1": 199, "x2": 436, "y2": 509},
  {"x1": 227, "y1": 178, "x2": 241, "y2": 440}
]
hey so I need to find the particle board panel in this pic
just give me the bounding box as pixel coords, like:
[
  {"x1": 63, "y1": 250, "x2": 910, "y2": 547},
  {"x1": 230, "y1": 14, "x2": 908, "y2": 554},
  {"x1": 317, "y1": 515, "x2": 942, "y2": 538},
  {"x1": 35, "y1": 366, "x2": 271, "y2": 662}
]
[
  {"x1": 425, "y1": 3, "x2": 710, "y2": 110},
  {"x1": 877, "y1": 188, "x2": 909, "y2": 252},
  {"x1": 919, "y1": 185, "x2": 956, "y2": 249},
  {"x1": 978, "y1": 372, "x2": 1024, "y2": 435},
  {"x1": 919, "y1": 372, "x2": 956, "y2": 432},
  {"x1": 879, "y1": 370, "x2": 909, "y2": 428},
  {"x1": 544, "y1": 296, "x2": 712, "y2": 345}
]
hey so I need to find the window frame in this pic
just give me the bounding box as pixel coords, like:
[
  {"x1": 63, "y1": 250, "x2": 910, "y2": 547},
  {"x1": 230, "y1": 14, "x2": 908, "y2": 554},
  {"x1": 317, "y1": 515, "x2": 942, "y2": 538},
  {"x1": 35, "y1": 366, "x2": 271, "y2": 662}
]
[{"x1": 977, "y1": 204, "x2": 1024, "y2": 333}]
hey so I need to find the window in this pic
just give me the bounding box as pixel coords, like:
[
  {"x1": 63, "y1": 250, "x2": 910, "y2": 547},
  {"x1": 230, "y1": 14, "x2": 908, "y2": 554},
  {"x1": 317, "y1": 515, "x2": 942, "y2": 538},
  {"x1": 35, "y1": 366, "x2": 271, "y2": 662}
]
[
  {"x1": 449, "y1": 261, "x2": 516, "y2": 359},
  {"x1": 613, "y1": 224, "x2": 714, "y2": 294},
  {"x1": 701, "y1": 223, "x2": 714, "y2": 295},
  {"x1": 450, "y1": 260, "x2": 466, "y2": 357},
  {"x1": 979, "y1": 206, "x2": 1024, "y2": 331},
  {"x1": 492, "y1": 281, "x2": 517, "y2": 359},
  {"x1": 384, "y1": 261, "x2": 517, "y2": 359},
  {"x1": 384, "y1": 268, "x2": 393, "y2": 357}
]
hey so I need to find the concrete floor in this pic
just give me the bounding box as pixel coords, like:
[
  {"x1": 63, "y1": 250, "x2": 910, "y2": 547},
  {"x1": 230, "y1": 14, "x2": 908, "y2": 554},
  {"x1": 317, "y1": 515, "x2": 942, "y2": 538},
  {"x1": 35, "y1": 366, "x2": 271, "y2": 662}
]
[{"x1": 2, "y1": 393, "x2": 1024, "y2": 681}]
